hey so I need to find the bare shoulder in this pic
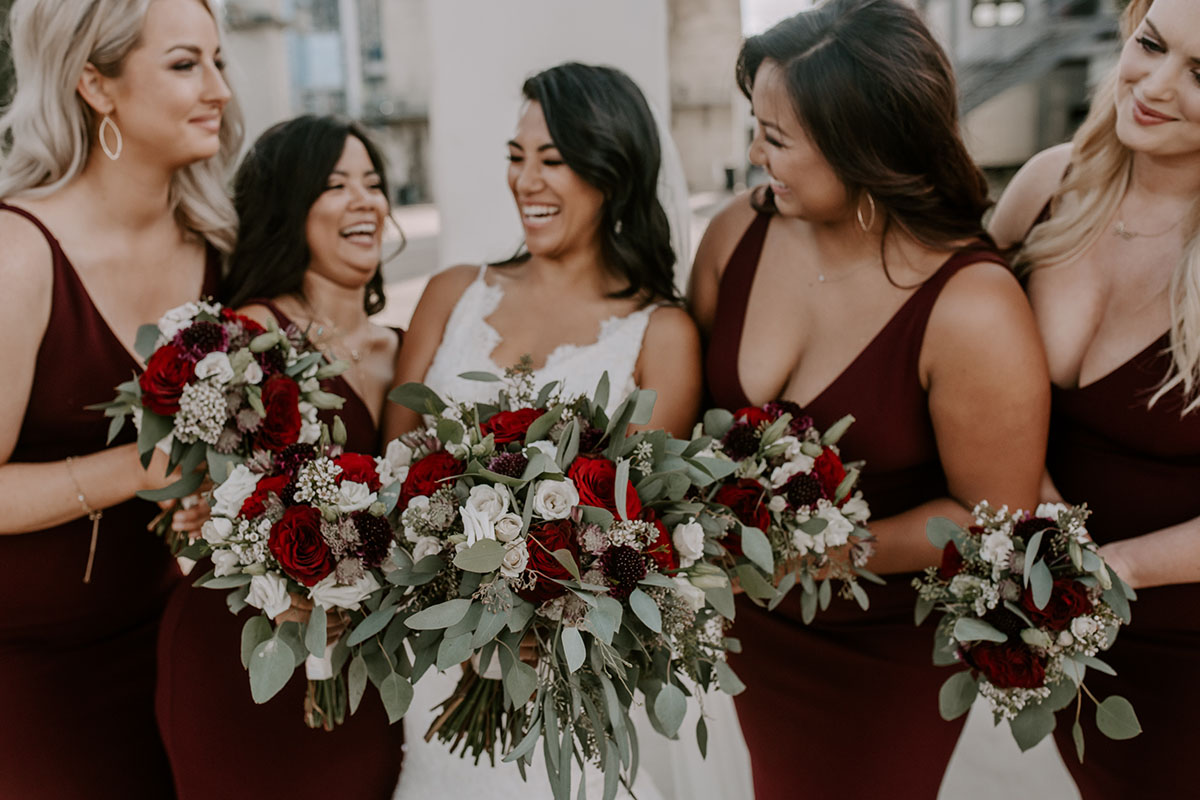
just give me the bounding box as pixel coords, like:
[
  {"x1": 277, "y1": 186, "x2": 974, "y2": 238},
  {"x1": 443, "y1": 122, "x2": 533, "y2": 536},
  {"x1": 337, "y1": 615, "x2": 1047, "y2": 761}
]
[
  {"x1": 420, "y1": 263, "x2": 483, "y2": 310},
  {"x1": 989, "y1": 143, "x2": 1074, "y2": 250},
  {"x1": 927, "y1": 259, "x2": 1038, "y2": 354},
  {"x1": 643, "y1": 304, "x2": 701, "y2": 351},
  {"x1": 0, "y1": 207, "x2": 55, "y2": 328},
  {"x1": 693, "y1": 191, "x2": 759, "y2": 281}
]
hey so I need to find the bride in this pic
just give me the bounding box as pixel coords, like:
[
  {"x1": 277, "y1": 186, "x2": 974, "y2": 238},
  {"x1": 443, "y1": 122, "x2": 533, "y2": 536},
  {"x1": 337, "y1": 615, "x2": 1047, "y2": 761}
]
[{"x1": 386, "y1": 62, "x2": 747, "y2": 799}]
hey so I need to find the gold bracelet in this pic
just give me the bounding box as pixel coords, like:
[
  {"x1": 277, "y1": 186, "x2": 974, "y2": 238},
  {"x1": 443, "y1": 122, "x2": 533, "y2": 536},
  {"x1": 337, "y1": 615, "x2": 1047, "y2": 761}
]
[{"x1": 65, "y1": 456, "x2": 103, "y2": 584}]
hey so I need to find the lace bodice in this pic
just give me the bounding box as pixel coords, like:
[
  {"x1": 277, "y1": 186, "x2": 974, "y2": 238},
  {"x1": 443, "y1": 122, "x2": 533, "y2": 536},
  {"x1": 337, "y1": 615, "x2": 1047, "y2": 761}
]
[{"x1": 423, "y1": 265, "x2": 657, "y2": 414}]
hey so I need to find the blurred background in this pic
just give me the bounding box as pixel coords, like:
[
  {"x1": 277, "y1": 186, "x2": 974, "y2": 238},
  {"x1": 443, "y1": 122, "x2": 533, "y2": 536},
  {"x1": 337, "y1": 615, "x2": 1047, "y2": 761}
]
[{"x1": 0, "y1": 2, "x2": 1123, "y2": 796}]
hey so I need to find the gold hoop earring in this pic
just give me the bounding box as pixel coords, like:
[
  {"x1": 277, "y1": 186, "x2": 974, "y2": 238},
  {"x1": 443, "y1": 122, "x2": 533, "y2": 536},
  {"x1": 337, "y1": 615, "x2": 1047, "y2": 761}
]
[
  {"x1": 99, "y1": 115, "x2": 122, "y2": 161},
  {"x1": 856, "y1": 193, "x2": 876, "y2": 233}
]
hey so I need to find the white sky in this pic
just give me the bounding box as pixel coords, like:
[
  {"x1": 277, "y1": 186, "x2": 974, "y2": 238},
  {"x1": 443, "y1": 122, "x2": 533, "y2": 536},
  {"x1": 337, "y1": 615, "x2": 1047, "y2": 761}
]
[{"x1": 741, "y1": 0, "x2": 813, "y2": 35}]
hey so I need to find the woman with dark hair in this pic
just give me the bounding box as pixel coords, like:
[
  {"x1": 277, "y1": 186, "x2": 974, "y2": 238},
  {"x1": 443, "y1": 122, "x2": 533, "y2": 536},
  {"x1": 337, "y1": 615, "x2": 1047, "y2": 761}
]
[
  {"x1": 689, "y1": 0, "x2": 1049, "y2": 796},
  {"x1": 990, "y1": 1, "x2": 1200, "y2": 795},
  {"x1": 155, "y1": 115, "x2": 405, "y2": 799},
  {"x1": 388, "y1": 62, "x2": 700, "y2": 799}
]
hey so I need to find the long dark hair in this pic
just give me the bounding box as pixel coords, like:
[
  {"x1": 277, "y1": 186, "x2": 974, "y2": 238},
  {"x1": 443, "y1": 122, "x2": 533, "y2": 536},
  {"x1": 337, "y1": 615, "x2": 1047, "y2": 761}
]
[
  {"x1": 222, "y1": 114, "x2": 391, "y2": 314},
  {"x1": 737, "y1": 0, "x2": 991, "y2": 255},
  {"x1": 515, "y1": 62, "x2": 680, "y2": 303}
]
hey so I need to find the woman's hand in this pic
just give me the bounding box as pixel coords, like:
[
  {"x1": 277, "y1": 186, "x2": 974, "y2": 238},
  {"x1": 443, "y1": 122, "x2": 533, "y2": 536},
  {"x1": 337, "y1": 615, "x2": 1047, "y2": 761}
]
[{"x1": 274, "y1": 593, "x2": 350, "y2": 645}]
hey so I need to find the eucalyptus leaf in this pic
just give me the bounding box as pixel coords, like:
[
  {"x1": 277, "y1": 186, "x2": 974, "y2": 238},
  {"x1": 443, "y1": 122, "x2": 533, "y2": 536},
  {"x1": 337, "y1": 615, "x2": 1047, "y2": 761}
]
[
  {"x1": 938, "y1": 671, "x2": 977, "y2": 720},
  {"x1": 820, "y1": 414, "x2": 854, "y2": 445},
  {"x1": 206, "y1": 447, "x2": 242, "y2": 485},
  {"x1": 704, "y1": 581, "x2": 736, "y2": 620},
  {"x1": 552, "y1": 548, "x2": 583, "y2": 583},
  {"x1": 653, "y1": 683, "x2": 687, "y2": 737},
  {"x1": 348, "y1": 654, "x2": 368, "y2": 715},
  {"x1": 739, "y1": 526, "x2": 774, "y2": 574},
  {"x1": 436, "y1": 633, "x2": 474, "y2": 670},
  {"x1": 453, "y1": 538, "x2": 507, "y2": 573},
  {"x1": 629, "y1": 588, "x2": 662, "y2": 633},
  {"x1": 1010, "y1": 705, "x2": 1056, "y2": 751},
  {"x1": 953, "y1": 617, "x2": 1008, "y2": 643},
  {"x1": 248, "y1": 636, "x2": 295, "y2": 704},
  {"x1": 524, "y1": 404, "x2": 567, "y2": 446},
  {"x1": 818, "y1": 577, "x2": 832, "y2": 610},
  {"x1": 1072, "y1": 720, "x2": 1085, "y2": 763},
  {"x1": 379, "y1": 672, "x2": 414, "y2": 723},
  {"x1": 1095, "y1": 696, "x2": 1141, "y2": 740},
  {"x1": 1023, "y1": 531, "x2": 1045, "y2": 587},
  {"x1": 714, "y1": 660, "x2": 746, "y2": 696},
  {"x1": 134, "y1": 323, "x2": 161, "y2": 360},
  {"x1": 703, "y1": 408, "x2": 734, "y2": 439},
  {"x1": 1077, "y1": 654, "x2": 1117, "y2": 676},
  {"x1": 736, "y1": 563, "x2": 777, "y2": 602},
  {"x1": 561, "y1": 626, "x2": 586, "y2": 673},
  {"x1": 915, "y1": 595, "x2": 935, "y2": 626},
  {"x1": 613, "y1": 459, "x2": 631, "y2": 521},
  {"x1": 1029, "y1": 559, "x2": 1054, "y2": 609},
  {"x1": 136, "y1": 468, "x2": 204, "y2": 502},
  {"x1": 849, "y1": 580, "x2": 869, "y2": 611},
  {"x1": 1045, "y1": 679, "x2": 1079, "y2": 712},
  {"x1": 587, "y1": 596, "x2": 623, "y2": 645},
  {"x1": 696, "y1": 716, "x2": 709, "y2": 759},
  {"x1": 304, "y1": 603, "x2": 327, "y2": 658},
  {"x1": 504, "y1": 660, "x2": 539, "y2": 707},
  {"x1": 405, "y1": 598, "x2": 472, "y2": 630},
  {"x1": 387, "y1": 382, "x2": 447, "y2": 415},
  {"x1": 346, "y1": 603, "x2": 398, "y2": 646},
  {"x1": 458, "y1": 371, "x2": 501, "y2": 382},
  {"x1": 199, "y1": 573, "x2": 252, "y2": 590},
  {"x1": 240, "y1": 615, "x2": 272, "y2": 669},
  {"x1": 377, "y1": 481, "x2": 402, "y2": 515},
  {"x1": 436, "y1": 417, "x2": 464, "y2": 445},
  {"x1": 472, "y1": 607, "x2": 508, "y2": 648},
  {"x1": 926, "y1": 516, "x2": 962, "y2": 549},
  {"x1": 800, "y1": 586, "x2": 817, "y2": 624},
  {"x1": 592, "y1": 372, "x2": 610, "y2": 414}
]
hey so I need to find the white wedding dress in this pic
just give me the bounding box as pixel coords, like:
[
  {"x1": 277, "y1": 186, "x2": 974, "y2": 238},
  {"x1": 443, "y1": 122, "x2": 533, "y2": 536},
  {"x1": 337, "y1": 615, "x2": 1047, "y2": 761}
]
[{"x1": 393, "y1": 266, "x2": 754, "y2": 800}]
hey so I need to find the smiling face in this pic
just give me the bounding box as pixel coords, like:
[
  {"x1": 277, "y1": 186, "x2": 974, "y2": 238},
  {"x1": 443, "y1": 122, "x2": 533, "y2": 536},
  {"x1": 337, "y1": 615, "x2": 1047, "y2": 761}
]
[
  {"x1": 304, "y1": 134, "x2": 389, "y2": 289},
  {"x1": 747, "y1": 59, "x2": 849, "y2": 222},
  {"x1": 1114, "y1": 0, "x2": 1200, "y2": 158},
  {"x1": 103, "y1": 0, "x2": 231, "y2": 168},
  {"x1": 506, "y1": 101, "x2": 606, "y2": 260}
]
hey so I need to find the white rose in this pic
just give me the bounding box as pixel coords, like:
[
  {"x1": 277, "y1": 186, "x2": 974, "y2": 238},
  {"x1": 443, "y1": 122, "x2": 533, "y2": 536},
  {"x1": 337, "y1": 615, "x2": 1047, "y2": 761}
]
[
  {"x1": 840, "y1": 492, "x2": 870, "y2": 523},
  {"x1": 1057, "y1": 630, "x2": 1075, "y2": 647},
  {"x1": 979, "y1": 530, "x2": 1014, "y2": 566},
  {"x1": 1070, "y1": 616, "x2": 1100, "y2": 639},
  {"x1": 494, "y1": 513, "x2": 524, "y2": 543},
  {"x1": 245, "y1": 573, "x2": 291, "y2": 618},
  {"x1": 672, "y1": 575, "x2": 707, "y2": 612},
  {"x1": 384, "y1": 438, "x2": 414, "y2": 468},
  {"x1": 194, "y1": 351, "x2": 234, "y2": 385},
  {"x1": 211, "y1": 549, "x2": 241, "y2": 577},
  {"x1": 768, "y1": 495, "x2": 787, "y2": 513},
  {"x1": 243, "y1": 360, "x2": 264, "y2": 385},
  {"x1": 412, "y1": 536, "x2": 443, "y2": 561},
  {"x1": 309, "y1": 571, "x2": 381, "y2": 611},
  {"x1": 769, "y1": 455, "x2": 816, "y2": 489},
  {"x1": 201, "y1": 516, "x2": 233, "y2": 545},
  {"x1": 526, "y1": 440, "x2": 557, "y2": 459},
  {"x1": 466, "y1": 484, "x2": 510, "y2": 522},
  {"x1": 817, "y1": 506, "x2": 854, "y2": 548},
  {"x1": 533, "y1": 478, "x2": 579, "y2": 520},
  {"x1": 791, "y1": 529, "x2": 815, "y2": 555},
  {"x1": 671, "y1": 519, "x2": 705, "y2": 568},
  {"x1": 460, "y1": 504, "x2": 496, "y2": 546},
  {"x1": 156, "y1": 302, "x2": 201, "y2": 342},
  {"x1": 210, "y1": 465, "x2": 261, "y2": 518},
  {"x1": 336, "y1": 481, "x2": 377, "y2": 513},
  {"x1": 499, "y1": 541, "x2": 529, "y2": 578},
  {"x1": 1035, "y1": 502, "x2": 1069, "y2": 520}
]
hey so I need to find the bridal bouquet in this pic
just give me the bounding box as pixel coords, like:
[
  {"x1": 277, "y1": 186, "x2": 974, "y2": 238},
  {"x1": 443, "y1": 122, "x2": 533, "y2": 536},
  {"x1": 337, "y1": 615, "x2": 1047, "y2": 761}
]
[
  {"x1": 695, "y1": 402, "x2": 877, "y2": 622},
  {"x1": 194, "y1": 429, "x2": 412, "y2": 731},
  {"x1": 914, "y1": 502, "x2": 1141, "y2": 759},
  {"x1": 386, "y1": 369, "x2": 740, "y2": 799}
]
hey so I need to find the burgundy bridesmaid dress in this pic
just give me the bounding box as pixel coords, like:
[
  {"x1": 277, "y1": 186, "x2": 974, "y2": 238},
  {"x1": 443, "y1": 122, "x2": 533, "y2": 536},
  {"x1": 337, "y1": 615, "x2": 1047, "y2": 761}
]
[
  {"x1": 705, "y1": 211, "x2": 1011, "y2": 799},
  {"x1": 0, "y1": 202, "x2": 217, "y2": 798},
  {"x1": 155, "y1": 299, "x2": 406, "y2": 800},
  {"x1": 1045, "y1": 334, "x2": 1200, "y2": 798}
]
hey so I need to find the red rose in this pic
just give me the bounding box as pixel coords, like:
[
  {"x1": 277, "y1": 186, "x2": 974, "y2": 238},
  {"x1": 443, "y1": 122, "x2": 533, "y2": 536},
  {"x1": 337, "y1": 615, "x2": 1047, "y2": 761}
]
[
  {"x1": 334, "y1": 452, "x2": 382, "y2": 490},
  {"x1": 256, "y1": 375, "x2": 302, "y2": 452},
  {"x1": 400, "y1": 451, "x2": 463, "y2": 506},
  {"x1": 240, "y1": 474, "x2": 291, "y2": 517},
  {"x1": 139, "y1": 344, "x2": 195, "y2": 416},
  {"x1": 813, "y1": 447, "x2": 847, "y2": 499},
  {"x1": 567, "y1": 456, "x2": 642, "y2": 519},
  {"x1": 1021, "y1": 578, "x2": 1094, "y2": 631},
  {"x1": 965, "y1": 642, "x2": 1047, "y2": 689},
  {"x1": 518, "y1": 518, "x2": 579, "y2": 604},
  {"x1": 938, "y1": 542, "x2": 964, "y2": 580},
  {"x1": 268, "y1": 505, "x2": 335, "y2": 586},
  {"x1": 641, "y1": 509, "x2": 679, "y2": 572},
  {"x1": 733, "y1": 406, "x2": 773, "y2": 427},
  {"x1": 714, "y1": 479, "x2": 770, "y2": 532},
  {"x1": 222, "y1": 308, "x2": 266, "y2": 335},
  {"x1": 482, "y1": 408, "x2": 545, "y2": 445}
]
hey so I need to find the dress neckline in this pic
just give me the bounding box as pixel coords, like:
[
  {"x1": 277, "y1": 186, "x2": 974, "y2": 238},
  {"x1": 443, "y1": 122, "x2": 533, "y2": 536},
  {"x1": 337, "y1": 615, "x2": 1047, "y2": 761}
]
[
  {"x1": 473, "y1": 265, "x2": 658, "y2": 375},
  {"x1": 1053, "y1": 331, "x2": 1168, "y2": 394},
  {"x1": 247, "y1": 297, "x2": 383, "y2": 429},
  {"x1": 718, "y1": 212, "x2": 999, "y2": 409}
]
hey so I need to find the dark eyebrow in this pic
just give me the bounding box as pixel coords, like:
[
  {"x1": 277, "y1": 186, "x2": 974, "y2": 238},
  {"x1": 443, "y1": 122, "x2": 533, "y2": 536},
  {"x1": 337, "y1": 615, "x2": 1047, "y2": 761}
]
[
  {"x1": 166, "y1": 44, "x2": 202, "y2": 56},
  {"x1": 505, "y1": 141, "x2": 559, "y2": 152},
  {"x1": 1143, "y1": 18, "x2": 1200, "y2": 64},
  {"x1": 327, "y1": 169, "x2": 380, "y2": 178}
]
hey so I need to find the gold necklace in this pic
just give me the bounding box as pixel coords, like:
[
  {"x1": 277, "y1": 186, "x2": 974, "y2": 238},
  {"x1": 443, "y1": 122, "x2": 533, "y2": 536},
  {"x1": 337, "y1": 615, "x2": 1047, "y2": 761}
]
[{"x1": 296, "y1": 296, "x2": 366, "y2": 363}]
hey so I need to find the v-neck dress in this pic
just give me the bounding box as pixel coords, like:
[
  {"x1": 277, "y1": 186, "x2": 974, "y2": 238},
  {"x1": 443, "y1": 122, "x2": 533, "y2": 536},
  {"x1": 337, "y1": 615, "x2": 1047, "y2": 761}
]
[
  {"x1": 1045, "y1": 333, "x2": 1200, "y2": 798},
  {"x1": 706, "y1": 211, "x2": 1010, "y2": 799},
  {"x1": 0, "y1": 201, "x2": 218, "y2": 798},
  {"x1": 155, "y1": 299, "x2": 406, "y2": 800}
]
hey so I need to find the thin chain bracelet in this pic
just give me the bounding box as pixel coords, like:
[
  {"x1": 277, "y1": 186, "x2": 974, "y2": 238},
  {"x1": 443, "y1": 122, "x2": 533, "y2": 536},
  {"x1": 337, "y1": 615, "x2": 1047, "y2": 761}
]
[{"x1": 65, "y1": 456, "x2": 103, "y2": 583}]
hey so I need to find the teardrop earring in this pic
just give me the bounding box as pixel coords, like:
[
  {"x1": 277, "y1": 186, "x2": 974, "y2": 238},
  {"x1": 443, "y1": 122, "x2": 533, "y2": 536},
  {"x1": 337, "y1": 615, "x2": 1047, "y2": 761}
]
[{"x1": 99, "y1": 115, "x2": 123, "y2": 161}]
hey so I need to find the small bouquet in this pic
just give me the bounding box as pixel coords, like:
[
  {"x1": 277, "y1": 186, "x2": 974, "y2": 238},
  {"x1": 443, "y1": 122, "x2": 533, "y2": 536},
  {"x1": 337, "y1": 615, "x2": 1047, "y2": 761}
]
[
  {"x1": 385, "y1": 368, "x2": 740, "y2": 799},
  {"x1": 195, "y1": 428, "x2": 413, "y2": 730},
  {"x1": 695, "y1": 402, "x2": 876, "y2": 621},
  {"x1": 96, "y1": 300, "x2": 345, "y2": 549},
  {"x1": 914, "y1": 502, "x2": 1141, "y2": 759}
]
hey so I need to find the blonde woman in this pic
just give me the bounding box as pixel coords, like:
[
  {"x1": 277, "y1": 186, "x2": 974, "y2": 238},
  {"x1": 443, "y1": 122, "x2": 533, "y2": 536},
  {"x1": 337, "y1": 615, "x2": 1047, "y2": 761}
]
[
  {"x1": 0, "y1": 0, "x2": 240, "y2": 795},
  {"x1": 990, "y1": 0, "x2": 1200, "y2": 795}
]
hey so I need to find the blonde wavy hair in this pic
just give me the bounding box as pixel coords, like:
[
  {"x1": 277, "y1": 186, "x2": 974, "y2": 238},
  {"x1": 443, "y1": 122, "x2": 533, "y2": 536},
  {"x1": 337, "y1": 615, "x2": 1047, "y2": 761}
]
[
  {"x1": 1017, "y1": 0, "x2": 1200, "y2": 412},
  {"x1": 0, "y1": 0, "x2": 243, "y2": 253}
]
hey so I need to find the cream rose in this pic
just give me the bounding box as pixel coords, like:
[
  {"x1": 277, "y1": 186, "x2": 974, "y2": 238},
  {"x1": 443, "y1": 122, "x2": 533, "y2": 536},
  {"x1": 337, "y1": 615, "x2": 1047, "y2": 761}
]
[
  {"x1": 671, "y1": 519, "x2": 705, "y2": 568},
  {"x1": 201, "y1": 516, "x2": 233, "y2": 545},
  {"x1": 335, "y1": 481, "x2": 377, "y2": 513},
  {"x1": 211, "y1": 549, "x2": 241, "y2": 577},
  {"x1": 499, "y1": 541, "x2": 530, "y2": 578},
  {"x1": 494, "y1": 513, "x2": 524, "y2": 543},
  {"x1": 466, "y1": 484, "x2": 511, "y2": 522},
  {"x1": 532, "y1": 478, "x2": 579, "y2": 520},
  {"x1": 309, "y1": 571, "x2": 381, "y2": 611},
  {"x1": 672, "y1": 576, "x2": 707, "y2": 612},
  {"x1": 412, "y1": 536, "x2": 443, "y2": 562},
  {"x1": 245, "y1": 573, "x2": 291, "y2": 618},
  {"x1": 194, "y1": 351, "x2": 235, "y2": 385},
  {"x1": 210, "y1": 465, "x2": 261, "y2": 518}
]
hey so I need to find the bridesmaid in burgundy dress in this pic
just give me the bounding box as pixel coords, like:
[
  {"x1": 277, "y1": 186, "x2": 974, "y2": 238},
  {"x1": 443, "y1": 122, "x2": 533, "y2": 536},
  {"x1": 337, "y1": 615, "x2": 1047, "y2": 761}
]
[
  {"x1": 689, "y1": 1, "x2": 1050, "y2": 796},
  {"x1": 0, "y1": 1, "x2": 240, "y2": 796},
  {"x1": 990, "y1": 1, "x2": 1200, "y2": 795},
  {"x1": 155, "y1": 116, "x2": 406, "y2": 799}
]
